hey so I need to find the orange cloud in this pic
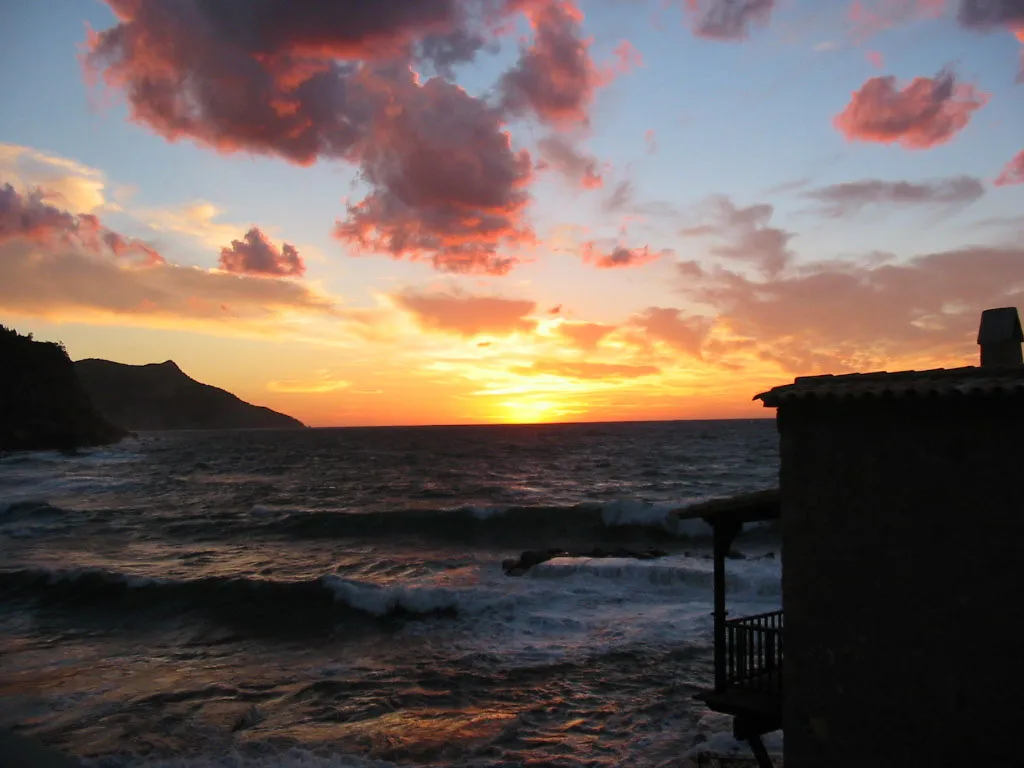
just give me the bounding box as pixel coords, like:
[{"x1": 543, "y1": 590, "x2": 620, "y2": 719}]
[
  {"x1": 512, "y1": 360, "x2": 660, "y2": 379},
  {"x1": 995, "y1": 150, "x2": 1024, "y2": 186},
  {"x1": 556, "y1": 321, "x2": 616, "y2": 349},
  {"x1": 630, "y1": 307, "x2": 712, "y2": 358},
  {"x1": 679, "y1": 244, "x2": 1024, "y2": 373},
  {"x1": 834, "y1": 68, "x2": 988, "y2": 149},
  {"x1": 392, "y1": 290, "x2": 537, "y2": 337},
  {"x1": 220, "y1": 227, "x2": 305, "y2": 277},
  {"x1": 683, "y1": 0, "x2": 776, "y2": 41}
]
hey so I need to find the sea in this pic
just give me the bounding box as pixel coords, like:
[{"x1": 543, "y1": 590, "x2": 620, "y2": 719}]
[{"x1": 0, "y1": 420, "x2": 782, "y2": 768}]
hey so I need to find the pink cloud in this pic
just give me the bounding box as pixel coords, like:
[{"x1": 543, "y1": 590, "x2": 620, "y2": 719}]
[
  {"x1": 0, "y1": 183, "x2": 162, "y2": 265},
  {"x1": 867, "y1": 50, "x2": 886, "y2": 68},
  {"x1": 499, "y1": 0, "x2": 600, "y2": 126},
  {"x1": 86, "y1": 0, "x2": 539, "y2": 275},
  {"x1": 834, "y1": 68, "x2": 988, "y2": 149},
  {"x1": 581, "y1": 242, "x2": 667, "y2": 268},
  {"x1": 995, "y1": 150, "x2": 1024, "y2": 186},
  {"x1": 219, "y1": 227, "x2": 305, "y2": 277},
  {"x1": 849, "y1": 0, "x2": 946, "y2": 38},
  {"x1": 683, "y1": 0, "x2": 776, "y2": 41}
]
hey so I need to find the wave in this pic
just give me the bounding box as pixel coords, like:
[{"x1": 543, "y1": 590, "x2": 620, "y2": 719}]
[
  {"x1": 257, "y1": 497, "x2": 735, "y2": 544},
  {"x1": 86, "y1": 747, "x2": 397, "y2": 768},
  {"x1": 0, "y1": 566, "x2": 491, "y2": 624}
]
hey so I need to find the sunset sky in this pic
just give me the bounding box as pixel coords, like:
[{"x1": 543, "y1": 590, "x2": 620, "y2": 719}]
[{"x1": 1, "y1": 0, "x2": 1022, "y2": 427}]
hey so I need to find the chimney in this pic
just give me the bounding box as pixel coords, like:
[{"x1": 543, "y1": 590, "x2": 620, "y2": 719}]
[{"x1": 977, "y1": 307, "x2": 1023, "y2": 367}]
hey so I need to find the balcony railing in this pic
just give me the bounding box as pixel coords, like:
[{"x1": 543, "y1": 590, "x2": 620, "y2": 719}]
[{"x1": 723, "y1": 610, "x2": 783, "y2": 694}]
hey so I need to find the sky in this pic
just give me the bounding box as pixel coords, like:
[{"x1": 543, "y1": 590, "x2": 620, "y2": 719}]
[{"x1": 0, "y1": 0, "x2": 1022, "y2": 427}]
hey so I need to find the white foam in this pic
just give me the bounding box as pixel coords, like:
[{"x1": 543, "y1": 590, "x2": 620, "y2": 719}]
[
  {"x1": 322, "y1": 575, "x2": 506, "y2": 617},
  {"x1": 598, "y1": 498, "x2": 716, "y2": 537}
]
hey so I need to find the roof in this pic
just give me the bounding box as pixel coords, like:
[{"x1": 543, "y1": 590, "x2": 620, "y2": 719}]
[
  {"x1": 754, "y1": 366, "x2": 1024, "y2": 407},
  {"x1": 978, "y1": 307, "x2": 1023, "y2": 344},
  {"x1": 673, "y1": 488, "x2": 780, "y2": 526}
]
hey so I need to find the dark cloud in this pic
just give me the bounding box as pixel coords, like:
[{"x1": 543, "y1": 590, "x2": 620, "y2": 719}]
[
  {"x1": 684, "y1": 0, "x2": 776, "y2": 41},
  {"x1": 581, "y1": 242, "x2": 667, "y2": 268},
  {"x1": 996, "y1": 150, "x2": 1024, "y2": 186},
  {"x1": 220, "y1": 227, "x2": 305, "y2": 277},
  {"x1": 957, "y1": 0, "x2": 1024, "y2": 29},
  {"x1": 834, "y1": 68, "x2": 989, "y2": 149},
  {"x1": 86, "y1": 0, "x2": 543, "y2": 275},
  {"x1": 513, "y1": 360, "x2": 659, "y2": 378},
  {"x1": 680, "y1": 197, "x2": 793, "y2": 278},
  {"x1": 499, "y1": 0, "x2": 598, "y2": 125},
  {"x1": 536, "y1": 134, "x2": 603, "y2": 188},
  {"x1": 804, "y1": 176, "x2": 986, "y2": 217},
  {"x1": 0, "y1": 183, "x2": 162, "y2": 265},
  {"x1": 392, "y1": 289, "x2": 537, "y2": 336}
]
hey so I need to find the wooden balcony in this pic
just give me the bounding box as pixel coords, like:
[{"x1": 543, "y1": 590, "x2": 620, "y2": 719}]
[{"x1": 701, "y1": 610, "x2": 783, "y2": 736}]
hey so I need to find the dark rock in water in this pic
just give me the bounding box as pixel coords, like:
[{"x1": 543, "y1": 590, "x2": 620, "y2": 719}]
[
  {"x1": 74, "y1": 358, "x2": 305, "y2": 431},
  {"x1": 0, "y1": 325, "x2": 126, "y2": 453},
  {"x1": 503, "y1": 546, "x2": 668, "y2": 575}
]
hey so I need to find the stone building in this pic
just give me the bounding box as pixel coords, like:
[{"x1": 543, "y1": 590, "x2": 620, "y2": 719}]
[{"x1": 689, "y1": 307, "x2": 1024, "y2": 768}]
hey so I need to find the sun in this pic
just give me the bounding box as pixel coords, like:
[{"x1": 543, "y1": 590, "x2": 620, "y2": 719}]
[{"x1": 495, "y1": 399, "x2": 562, "y2": 424}]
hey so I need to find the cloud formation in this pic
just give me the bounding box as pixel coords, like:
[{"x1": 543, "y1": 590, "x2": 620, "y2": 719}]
[
  {"x1": 85, "y1": 0, "x2": 576, "y2": 275},
  {"x1": 499, "y1": 1, "x2": 599, "y2": 125},
  {"x1": 630, "y1": 307, "x2": 711, "y2": 357},
  {"x1": 556, "y1": 321, "x2": 616, "y2": 349},
  {"x1": 957, "y1": 0, "x2": 1024, "y2": 28},
  {"x1": 537, "y1": 134, "x2": 603, "y2": 188},
  {"x1": 0, "y1": 183, "x2": 161, "y2": 265},
  {"x1": 804, "y1": 175, "x2": 986, "y2": 217},
  {"x1": 679, "y1": 245, "x2": 1024, "y2": 373},
  {"x1": 513, "y1": 360, "x2": 659, "y2": 379},
  {"x1": 0, "y1": 144, "x2": 109, "y2": 214},
  {"x1": 849, "y1": 0, "x2": 946, "y2": 38},
  {"x1": 393, "y1": 290, "x2": 537, "y2": 336},
  {"x1": 681, "y1": 197, "x2": 793, "y2": 278},
  {"x1": 834, "y1": 69, "x2": 988, "y2": 149},
  {"x1": 996, "y1": 150, "x2": 1024, "y2": 185},
  {"x1": 219, "y1": 227, "x2": 305, "y2": 277},
  {"x1": 683, "y1": 0, "x2": 776, "y2": 40},
  {"x1": 581, "y1": 241, "x2": 666, "y2": 268}
]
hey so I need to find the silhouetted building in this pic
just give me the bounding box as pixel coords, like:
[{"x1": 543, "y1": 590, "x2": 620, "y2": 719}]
[{"x1": 688, "y1": 307, "x2": 1024, "y2": 768}]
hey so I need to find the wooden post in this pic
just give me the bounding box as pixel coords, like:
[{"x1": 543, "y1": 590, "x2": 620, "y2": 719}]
[{"x1": 713, "y1": 519, "x2": 740, "y2": 690}]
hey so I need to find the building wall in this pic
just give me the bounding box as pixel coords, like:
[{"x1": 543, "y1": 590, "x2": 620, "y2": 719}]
[{"x1": 779, "y1": 396, "x2": 1024, "y2": 768}]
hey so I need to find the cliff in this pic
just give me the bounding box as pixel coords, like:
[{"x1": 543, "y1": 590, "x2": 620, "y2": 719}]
[
  {"x1": 74, "y1": 359, "x2": 305, "y2": 431},
  {"x1": 0, "y1": 326, "x2": 126, "y2": 452}
]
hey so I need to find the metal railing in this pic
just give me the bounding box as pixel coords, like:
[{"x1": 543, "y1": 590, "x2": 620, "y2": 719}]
[{"x1": 724, "y1": 610, "x2": 783, "y2": 694}]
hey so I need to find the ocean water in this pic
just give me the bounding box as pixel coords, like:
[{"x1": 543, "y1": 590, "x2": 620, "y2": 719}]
[{"x1": 0, "y1": 420, "x2": 781, "y2": 767}]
